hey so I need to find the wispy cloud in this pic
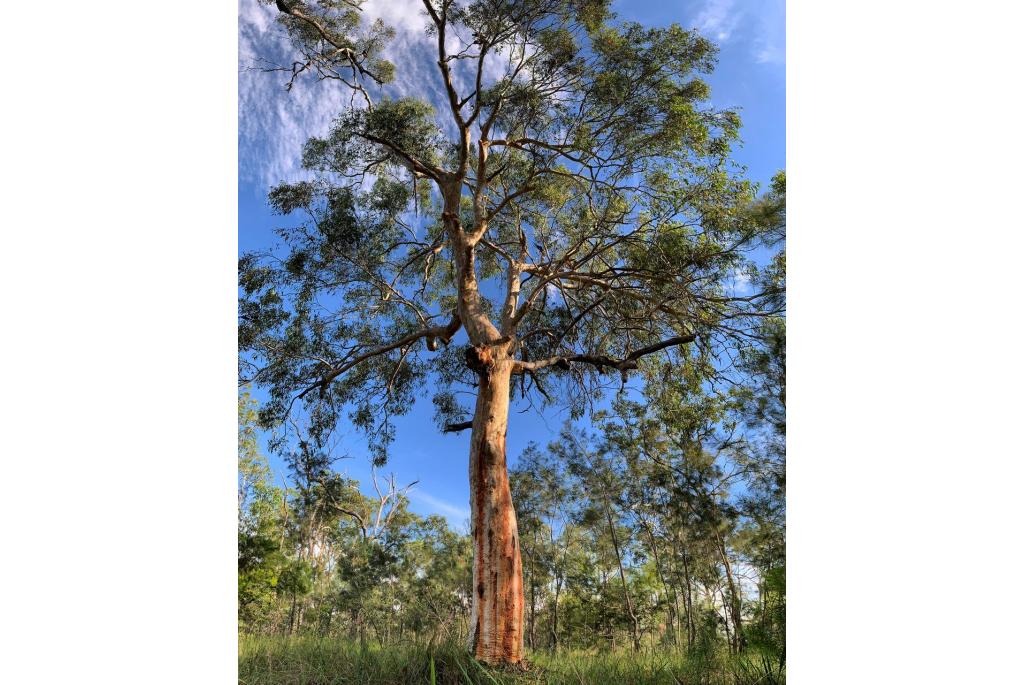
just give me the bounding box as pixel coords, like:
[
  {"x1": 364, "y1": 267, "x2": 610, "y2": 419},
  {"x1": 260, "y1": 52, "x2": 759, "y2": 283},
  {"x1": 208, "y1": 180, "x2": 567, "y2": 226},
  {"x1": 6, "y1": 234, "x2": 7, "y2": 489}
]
[
  {"x1": 690, "y1": 0, "x2": 785, "y2": 67},
  {"x1": 238, "y1": 0, "x2": 345, "y2": 186},
  {"x1": 239, "y1": 0, "x2": 784, "y2": 188},
  {"x1": 239, "y1": 0, "x2": 459, "y2": 189},
  {"x1": 751, "y1": 0, "x2": 785, "y2": 66},
  {"x1": 694, "y1": 0, "x2": 742, "y2": 42},
  {"x1": 409, "y1": 489, "x2": 470, "y2": 521}
]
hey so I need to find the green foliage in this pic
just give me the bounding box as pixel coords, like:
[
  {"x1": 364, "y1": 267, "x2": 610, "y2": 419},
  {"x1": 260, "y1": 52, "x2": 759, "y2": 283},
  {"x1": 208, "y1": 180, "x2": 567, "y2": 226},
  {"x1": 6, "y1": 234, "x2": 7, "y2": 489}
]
[
  {"x1": 745, "y1": 565, "x2": 785, "y2": 668},
  {"x1": 278, "y1": 559, "x2": 314, "y2": 598},
  {"x1": 260, "y1": 0, "x2": 396, "y2": 87},
  {"x1": 239, "y1": 335, "x2": 785, "y2": 666},
  {"x1": 242, "y1": 1, "x2": 784, "y2": 674},
  {"x1": 365, "y1": 98, "x2": 444, "y2": 167},
  {"x1": 241, "y1": 0, "x2": 785, "y2": 465},
  {"x1": 239, "y1": 391, "x2": 288, "y2": 630}
]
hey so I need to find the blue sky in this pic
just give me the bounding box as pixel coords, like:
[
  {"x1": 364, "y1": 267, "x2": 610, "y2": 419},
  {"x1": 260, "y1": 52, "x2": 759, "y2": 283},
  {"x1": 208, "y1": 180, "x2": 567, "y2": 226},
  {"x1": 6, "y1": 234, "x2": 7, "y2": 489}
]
[{"x1": 238, "y1": 0, "x2": 785, "y2": 529}]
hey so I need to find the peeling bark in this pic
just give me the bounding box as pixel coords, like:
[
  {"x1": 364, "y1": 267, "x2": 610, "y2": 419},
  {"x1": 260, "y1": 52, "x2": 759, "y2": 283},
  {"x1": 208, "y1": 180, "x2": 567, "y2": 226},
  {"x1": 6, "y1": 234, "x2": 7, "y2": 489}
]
[{"x1": 466, "y1": 349, "x2": 524, "y2": 664}]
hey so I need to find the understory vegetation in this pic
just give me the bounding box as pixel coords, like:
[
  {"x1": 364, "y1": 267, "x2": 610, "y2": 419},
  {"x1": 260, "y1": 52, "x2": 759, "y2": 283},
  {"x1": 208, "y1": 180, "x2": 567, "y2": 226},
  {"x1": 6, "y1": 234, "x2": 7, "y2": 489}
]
[
  {"x1": 239, "y1": 315, "x2": 785, "y2": 683},
  {"x1": 239, "y1": 1, "x2": 786, "y2": 680},
  {"x1": 239, "y1": 636, "x2": 784, "y2": 685}
]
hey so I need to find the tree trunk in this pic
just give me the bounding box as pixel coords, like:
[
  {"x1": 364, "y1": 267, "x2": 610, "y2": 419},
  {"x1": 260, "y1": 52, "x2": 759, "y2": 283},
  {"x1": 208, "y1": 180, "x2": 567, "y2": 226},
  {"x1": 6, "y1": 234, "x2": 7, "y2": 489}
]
[
  {"x1": 719, "y1": 587, "x2": 733, "y2": 648},
  {"x1": 715, "y1": 533, "x2": 744, "y2": 652},
  {"x1": 466, "y1": 351, "x2": 525, "y2": 665},
  {"x1": 528, "y1": 531, "x2": 537, "y2": 651},
  {"x1": 527, "y1": 594, "x2": 536, "y2": 651},
  {"x1": 287, "y1": 591, "x2": 296, "y2": 636},
  {"x1": 606, "y1": 506, "x2": 640, "y2": 652},
  {"x1": 551, "y1": 576, "x2": 562, "y2": 651},
  {"x1": 638, "y1": 514, "x2": 677, "y2": 648},
  {"x1": 549, "y1": 523, "x2": 564, "y2": 652},
  {"x1": 679, "y1": 542, "x2": 695, "y2": 648}
]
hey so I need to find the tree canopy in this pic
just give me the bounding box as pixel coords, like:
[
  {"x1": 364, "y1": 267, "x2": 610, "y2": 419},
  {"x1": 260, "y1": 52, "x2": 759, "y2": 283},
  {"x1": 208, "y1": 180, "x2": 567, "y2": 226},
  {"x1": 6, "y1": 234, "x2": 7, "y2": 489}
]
[
  {"x1": 240, "y1": 0, "x2": 785, "y2": 667},
  {"x1": 240, "y1": 0, "x2": 784, "y2": 457}
]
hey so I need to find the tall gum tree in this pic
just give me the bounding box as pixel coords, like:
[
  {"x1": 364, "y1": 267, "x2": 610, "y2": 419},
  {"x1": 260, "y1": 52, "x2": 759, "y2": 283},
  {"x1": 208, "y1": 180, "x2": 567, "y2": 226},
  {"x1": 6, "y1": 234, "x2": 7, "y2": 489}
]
[{"x1": 240, "y1": 0, "x2": 784, "y2": 664}]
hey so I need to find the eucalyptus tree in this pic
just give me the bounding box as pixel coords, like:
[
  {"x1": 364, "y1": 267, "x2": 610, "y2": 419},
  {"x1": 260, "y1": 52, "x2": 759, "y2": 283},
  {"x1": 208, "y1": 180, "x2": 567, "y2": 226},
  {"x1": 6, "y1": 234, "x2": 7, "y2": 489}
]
[
  {"x1": 238, "y1": 392, "x2": 288, "y2": 631},
  {"x1": 553, "y1": 425, "x2": 644, "y2": 651},
  {"x1": 732, "y1": 313, "x2": 786, "y2": 665},
  {"x1": 508, "y1": 447, "x2": 551, "y2": 651},
  {"x1": 510, "y1": 443, "x2": 577, "y2": 651},
  {"x1": 401, "y1": 514, "x2": 474, "y2": 645},
  {"x1": 596, "y1": 364, "x2": 752, "y2": 652},
  {"x1": 241, "y1": 0, "x2": 781, "y2": 664},
  {"x1": 602, "y1": 408, "x2": 685, "y2": 648}
]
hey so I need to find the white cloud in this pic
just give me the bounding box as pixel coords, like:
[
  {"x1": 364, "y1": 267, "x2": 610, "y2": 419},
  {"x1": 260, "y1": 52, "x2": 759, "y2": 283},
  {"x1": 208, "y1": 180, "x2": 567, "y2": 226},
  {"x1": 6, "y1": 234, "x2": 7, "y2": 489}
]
[
  {"x1": 751, "y1": 0, "x2": 786, "y2": 66},
  {"x1": 755, "y1": 46, "x2": 783, "y2": 65},
  {"x1": 409, "y1": 489, "x2": 470, "y2": 521},
  {"x1": 238, "y1": 0, "x2": 439, "y2": 188},
  {"x1": 729, "y1": 267, "x2": 752, "y2": 295},
  {"x1": 238, "y1": 0, "x2": 345, "y2": 186},
  {"x1": 690, "y1": 0, "x2": 785, "y2": 67},
  {"x1": 694, "y1": 0, "x2": 742, "y2": 42},
  {"x1": 362, "y1": 0, "x2": 429, "y2": 35},
  {"x1": 239, "y1": 0, "x2": 784, "y2": 188},
  {"x1": 238, "y1": 0, "x2": 546, "y2": 188}
]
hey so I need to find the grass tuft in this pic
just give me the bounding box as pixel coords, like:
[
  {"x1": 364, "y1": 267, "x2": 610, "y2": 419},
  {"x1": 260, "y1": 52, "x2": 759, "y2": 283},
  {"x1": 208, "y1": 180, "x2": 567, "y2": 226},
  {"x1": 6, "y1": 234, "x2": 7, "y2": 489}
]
[{"x1": 239, "y1": 636, "x2": 784, "y2": 685}]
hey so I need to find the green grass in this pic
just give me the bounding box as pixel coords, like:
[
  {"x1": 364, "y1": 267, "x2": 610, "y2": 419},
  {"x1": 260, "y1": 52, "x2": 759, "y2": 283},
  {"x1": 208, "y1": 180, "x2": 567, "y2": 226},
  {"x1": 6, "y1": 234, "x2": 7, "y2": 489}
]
[{"x1": 239, "y1": 636, "x2": 784, "y2": 685}]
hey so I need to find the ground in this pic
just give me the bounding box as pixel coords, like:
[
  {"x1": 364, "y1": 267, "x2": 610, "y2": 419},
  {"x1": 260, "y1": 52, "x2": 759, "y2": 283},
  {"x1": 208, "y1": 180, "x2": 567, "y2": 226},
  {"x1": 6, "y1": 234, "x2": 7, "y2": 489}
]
[{"x1": 238, "y1": 636, "x2": 784, "y2": 685}]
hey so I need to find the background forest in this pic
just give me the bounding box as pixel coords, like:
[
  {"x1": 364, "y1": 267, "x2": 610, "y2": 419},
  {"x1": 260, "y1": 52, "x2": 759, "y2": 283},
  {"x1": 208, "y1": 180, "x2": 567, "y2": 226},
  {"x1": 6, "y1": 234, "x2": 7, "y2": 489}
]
[
  {"x1": 237, "y1": 0, "x2": 785, "y2": 682},
  {"x1": 7, "y1": 0, "x2": 1020, "y2": 684},
  {"x1": 239, "y1": 313, "x2": 785, "y2": 684}
]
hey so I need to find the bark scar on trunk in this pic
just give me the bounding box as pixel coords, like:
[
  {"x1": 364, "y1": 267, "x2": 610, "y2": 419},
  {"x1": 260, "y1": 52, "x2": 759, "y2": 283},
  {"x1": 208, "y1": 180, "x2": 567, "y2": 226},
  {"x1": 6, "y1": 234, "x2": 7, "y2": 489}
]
[
  {"x1": 466, "y1": 351, "x2": 524, "y2": 665},
  {"x1": 466, "y1": 345, "x2": 495, "y2": 375}
]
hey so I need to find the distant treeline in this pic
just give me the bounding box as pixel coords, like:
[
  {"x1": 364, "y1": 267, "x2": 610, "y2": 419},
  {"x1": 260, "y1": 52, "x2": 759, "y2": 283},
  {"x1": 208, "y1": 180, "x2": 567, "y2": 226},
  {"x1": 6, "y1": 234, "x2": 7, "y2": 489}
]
[{"x1": 239, "y1": 320, "x2": 784, "y2": 665}]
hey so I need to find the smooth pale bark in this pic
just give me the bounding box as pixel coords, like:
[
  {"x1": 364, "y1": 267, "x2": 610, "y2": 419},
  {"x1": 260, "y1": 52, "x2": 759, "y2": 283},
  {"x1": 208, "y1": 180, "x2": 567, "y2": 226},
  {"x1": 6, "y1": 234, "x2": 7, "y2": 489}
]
[
  {"x1": 465, "y1": 348, "x2": 525, "y2": 664},
  {"x1": 438, "y1": 174, "x2": 527, "y2": 664}
]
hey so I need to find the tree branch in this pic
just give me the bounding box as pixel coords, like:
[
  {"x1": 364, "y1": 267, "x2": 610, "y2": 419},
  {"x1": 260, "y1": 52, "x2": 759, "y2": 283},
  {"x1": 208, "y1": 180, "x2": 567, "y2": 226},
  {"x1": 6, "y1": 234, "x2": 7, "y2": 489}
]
[
  {"x1": 274, "y1": 1, "x2": 387, "y2": 84},
  {"x1": 513, "y1": 334, "x2": 696, "y2": 375},
  {"x1": 442, "y1": 420, "x2": 474, "y2": 434},
  {"x1": 360, "y1": 132, "x2": 444, "y2": 182},
  {"x1": 421, "y1": 0, "x2": 469, "y2": 172},
  {"x1": 291, "y1": 313, "x2": 461, "y2": 406}
]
